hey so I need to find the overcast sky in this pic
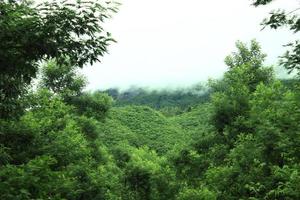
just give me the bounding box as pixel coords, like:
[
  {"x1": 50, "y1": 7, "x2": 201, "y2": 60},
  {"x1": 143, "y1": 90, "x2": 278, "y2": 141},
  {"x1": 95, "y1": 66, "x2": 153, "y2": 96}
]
[{"x1": 81, "y1": 0, "x2": 299, "y2": 91}]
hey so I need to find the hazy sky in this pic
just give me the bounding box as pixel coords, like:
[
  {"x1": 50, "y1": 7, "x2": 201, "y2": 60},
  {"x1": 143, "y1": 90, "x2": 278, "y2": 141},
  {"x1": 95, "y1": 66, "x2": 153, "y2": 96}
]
[{"x1": 82, "y1": 0, "x2": 299, "y2": 90}]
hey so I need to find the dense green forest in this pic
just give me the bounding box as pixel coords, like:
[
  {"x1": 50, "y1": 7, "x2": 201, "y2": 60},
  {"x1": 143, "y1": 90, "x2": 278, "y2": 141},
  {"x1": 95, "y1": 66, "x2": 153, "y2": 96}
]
[
  {"x1": 1, "y1": 0, "x2": 300, "y2": 199},
  {"x1": 102, "y1": 85, "x2": 210, "y2": 116}
]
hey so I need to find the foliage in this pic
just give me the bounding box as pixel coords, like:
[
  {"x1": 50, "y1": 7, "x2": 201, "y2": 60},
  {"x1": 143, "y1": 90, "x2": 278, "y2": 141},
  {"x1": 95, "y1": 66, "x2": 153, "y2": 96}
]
[
  {"x1": 169, "y1": 103, "x2": 213, "y2": 140},
  {"x1": 224, "y1": 40, "x2": 267, "y2": 69},
  {"x1": 122, "y1": 146, "x2": 177, "y2": 200},
  {"x1": 176, "y1": 187, "x2": 217, "y2": 200},
  {"x1": 0, "y1": 0, "x2": 118, "y2": 118},
  {"x1": 253, "y1": 0, "x2": 300, "y2": 76},
  {"x1": 210, "y1": 40, "x2": 273, "y2": 135},
  {"x1": 171, "y1": 40, "x2": 300, "y2": 199},
  {"x1": 0, "y1": 156, "x2": 71, "y2": 200},
  {"x1": 103, "y1": 84, "x2": 210, "y2": 113},
  {"x1": 69, "y1": 92, "x2": 113, "y2": 120},
  {"x1": 1, "y1": 0, "x2": 300, "y2": 198},
  {"x1": 107, "y1": 106, "x2": 188, "y2": 154},
  {"x1": 39, "y1": 59, "x2": 87, "y2": 98}
]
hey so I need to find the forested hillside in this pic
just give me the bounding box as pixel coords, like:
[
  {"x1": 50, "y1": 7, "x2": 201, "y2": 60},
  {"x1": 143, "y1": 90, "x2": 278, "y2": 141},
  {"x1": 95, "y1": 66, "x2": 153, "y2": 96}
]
[
  {"x1": 103, "y1": 85, "x2": 210, "y2": 115},
  {"x1": 1, "y1": 0, "x2": 300, "y2": 199}
]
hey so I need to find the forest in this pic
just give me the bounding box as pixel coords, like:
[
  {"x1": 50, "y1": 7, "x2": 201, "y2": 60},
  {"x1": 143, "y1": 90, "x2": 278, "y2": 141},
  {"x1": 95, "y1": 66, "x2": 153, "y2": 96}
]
[{"x1": 0, "y1": 0, "x2": 300, "y2": 199}]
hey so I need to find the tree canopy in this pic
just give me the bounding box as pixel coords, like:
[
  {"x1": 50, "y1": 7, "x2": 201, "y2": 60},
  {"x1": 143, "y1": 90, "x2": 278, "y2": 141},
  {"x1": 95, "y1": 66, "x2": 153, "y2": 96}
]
[
  {"x1": 0, "y1": 0, "x2": 118, "y2": 118},
  {"x1": 0, "y1": 0, "x2": 300, "y2": 199}
]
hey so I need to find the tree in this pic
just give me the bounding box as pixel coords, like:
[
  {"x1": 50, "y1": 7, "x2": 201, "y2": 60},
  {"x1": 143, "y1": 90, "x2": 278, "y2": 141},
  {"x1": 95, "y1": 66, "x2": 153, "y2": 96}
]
[
  {"x1": 252, "y1": 0, "x2": 300, "y2": 76},
  {"x1": 69, "y1": 92, "x2": 113, "y2": 120},
  {"x1": 249, "y1": 81, "x2": 300, "y2": 166},
  {"x1": 39, "y1": 59, "x2": 87, "y2": 98},
  {"x1": 224, "y1": 40, "x2": 266, "y2": 69},
  {"x1": 210, "y1": 40, "x2": 273, "y2": 134},
  {"x1": 176, "y1": 187, "x2": 217, "y2": 200},
  {"x1": 122, "y1": 146, "x2": 177, "y2": 200},
  {"x1": 0, "y1": 0, "x2": 118, "y2": 118}
]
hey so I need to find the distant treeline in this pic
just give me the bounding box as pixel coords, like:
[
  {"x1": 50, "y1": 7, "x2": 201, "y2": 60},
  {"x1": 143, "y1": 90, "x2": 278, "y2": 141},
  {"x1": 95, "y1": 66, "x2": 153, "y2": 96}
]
[
  {"x1": 102, "y1": 84, "x2": 211, "y2": 110},
  {"x1": 102, "y1": 79, "x2": 296, "y2": 114}
]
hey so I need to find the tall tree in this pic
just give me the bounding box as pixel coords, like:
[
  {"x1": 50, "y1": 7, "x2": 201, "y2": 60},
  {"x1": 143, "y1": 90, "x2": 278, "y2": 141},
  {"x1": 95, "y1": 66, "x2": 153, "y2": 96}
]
[
  {"x1": 210, "y1": 40, "x2": 273, "y2": 134},
  {"x1": 0, "y1": 0, "x2": 118, "y2": 118}
]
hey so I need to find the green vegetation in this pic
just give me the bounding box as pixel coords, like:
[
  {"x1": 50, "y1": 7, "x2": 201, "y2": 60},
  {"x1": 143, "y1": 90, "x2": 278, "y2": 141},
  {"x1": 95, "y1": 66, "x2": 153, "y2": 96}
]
[
  {"x1": 103, "y1": 85, "x2": 210, "y2": 116},
  {"x1": 1, "y1": 0, "x2": 300, "y2": 199},
  {"x1": 253, "y1": 0, "x2": 300, "y2": 76}
]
